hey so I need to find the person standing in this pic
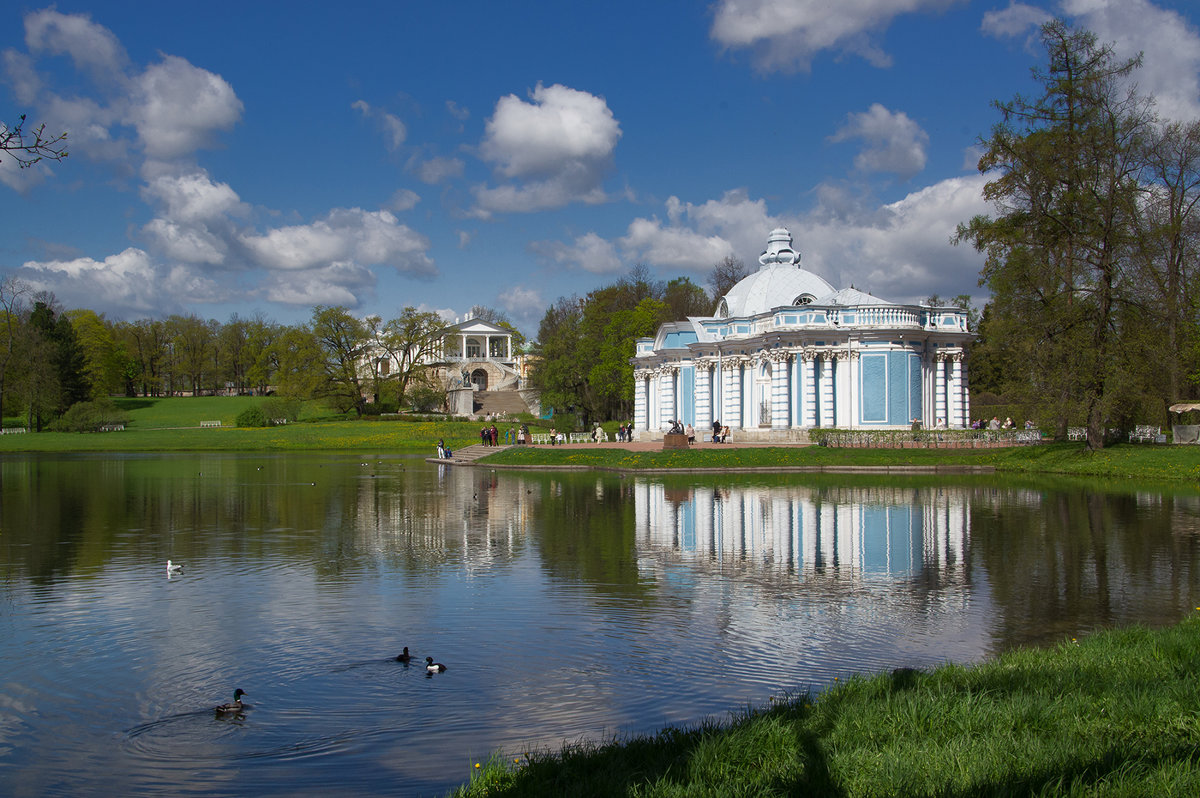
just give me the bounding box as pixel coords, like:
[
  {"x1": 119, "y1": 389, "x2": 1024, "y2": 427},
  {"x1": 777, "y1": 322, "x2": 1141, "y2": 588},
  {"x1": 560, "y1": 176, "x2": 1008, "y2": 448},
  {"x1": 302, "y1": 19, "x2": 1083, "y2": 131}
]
[{"x1": 711, "y1": 419, "x2": 722, "y2": 443}]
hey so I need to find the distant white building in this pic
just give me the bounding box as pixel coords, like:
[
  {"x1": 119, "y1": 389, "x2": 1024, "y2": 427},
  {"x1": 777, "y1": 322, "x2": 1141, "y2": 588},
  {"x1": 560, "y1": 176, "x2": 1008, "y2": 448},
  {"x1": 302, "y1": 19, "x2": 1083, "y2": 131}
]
[
  {"x1": 633, "y1": 228, "x2": 973, "y2": 440},
  {"x1": 433, "y1": 317, "x2": 521, "y2": 392}
]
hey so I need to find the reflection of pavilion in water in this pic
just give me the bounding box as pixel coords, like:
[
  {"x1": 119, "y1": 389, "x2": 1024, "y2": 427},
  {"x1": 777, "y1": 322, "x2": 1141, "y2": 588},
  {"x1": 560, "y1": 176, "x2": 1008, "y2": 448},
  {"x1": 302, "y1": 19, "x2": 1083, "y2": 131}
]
[{"x1": 634, "y1": 483, "x2": 968, "y2": 580}]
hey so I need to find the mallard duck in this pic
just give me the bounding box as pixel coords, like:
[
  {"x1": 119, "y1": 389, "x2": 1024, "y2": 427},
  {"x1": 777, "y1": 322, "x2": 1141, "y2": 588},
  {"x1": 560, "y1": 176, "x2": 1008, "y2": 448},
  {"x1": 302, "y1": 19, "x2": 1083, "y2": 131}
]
[
  {"x1": 215, "y1": 688, "x2": 247, "y2": 714},
  {"x1": 396, "y1": 647, "x2": 412, "y2": 663},
  {"x1": 425, "y1": 656, "x2": 446, "y2": 673},
  {"x1": 166, "y1": 560, "x2": 183, "y2": 573}
]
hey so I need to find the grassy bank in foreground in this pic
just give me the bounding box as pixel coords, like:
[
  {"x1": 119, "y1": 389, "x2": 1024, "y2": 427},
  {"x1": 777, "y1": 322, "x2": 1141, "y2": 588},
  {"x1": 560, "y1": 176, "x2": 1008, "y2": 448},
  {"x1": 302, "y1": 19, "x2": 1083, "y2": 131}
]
[
  {"x1": 452, "y1": 615, "x2": 1200, "y2": 797},
  {"x1": 480, "y1": 440, "x2": 1200, "y2": 482}
]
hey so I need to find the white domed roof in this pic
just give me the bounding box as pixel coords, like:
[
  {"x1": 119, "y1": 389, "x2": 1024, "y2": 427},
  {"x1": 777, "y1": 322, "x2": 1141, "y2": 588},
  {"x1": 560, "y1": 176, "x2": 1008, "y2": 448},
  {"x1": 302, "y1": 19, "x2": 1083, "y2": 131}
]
[
  {"x1": 719, "y1": 267, "x2": 836, "y2": 317},
  {"x1": 716, "y1": 228, "x2": 835, "y2": 317}
]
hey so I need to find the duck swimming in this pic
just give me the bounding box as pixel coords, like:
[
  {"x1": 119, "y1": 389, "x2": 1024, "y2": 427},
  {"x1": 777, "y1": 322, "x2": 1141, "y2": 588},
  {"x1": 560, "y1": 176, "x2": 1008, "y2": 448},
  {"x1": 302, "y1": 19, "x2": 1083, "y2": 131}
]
[
  {"x1": 425, "y1": 656, "x2": 447, "y2": 673},
  {"x1": 166, "y1": 560, "x2": 183, "y2": 573},
  {"x1": 396, "y1": 647, "x2": 412, "y2": 663},
  {"x1": 215, "y1": 688, "x2": 247, "y2": 714}
]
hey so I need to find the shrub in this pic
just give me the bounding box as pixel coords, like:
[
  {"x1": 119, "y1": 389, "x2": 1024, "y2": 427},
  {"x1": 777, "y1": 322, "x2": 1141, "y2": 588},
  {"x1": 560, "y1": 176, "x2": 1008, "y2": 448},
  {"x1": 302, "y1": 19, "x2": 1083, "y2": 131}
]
[
  {"x1": 236, "y1": 406, "x2": 269, "y2": 428},
  {"x1": 261, "y1": 398, "x2": 301, "y2": 423},
  {"x1": 48, "y1": 399, "x2": 131, "y2": 433}
]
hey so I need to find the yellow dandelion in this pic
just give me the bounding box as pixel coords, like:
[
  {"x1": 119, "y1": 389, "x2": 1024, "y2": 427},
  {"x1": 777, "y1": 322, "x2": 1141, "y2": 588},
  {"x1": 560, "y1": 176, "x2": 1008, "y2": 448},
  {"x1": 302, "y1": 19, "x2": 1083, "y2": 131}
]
[{"x1": 474, "y1": 763, "x2": 481, "y2": 769}]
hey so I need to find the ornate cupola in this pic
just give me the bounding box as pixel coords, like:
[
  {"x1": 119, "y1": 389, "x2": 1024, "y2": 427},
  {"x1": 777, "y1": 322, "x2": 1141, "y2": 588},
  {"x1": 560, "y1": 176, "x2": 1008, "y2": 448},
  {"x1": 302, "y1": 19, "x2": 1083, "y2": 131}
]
[{"x1": 757, "y1": 227, "x2": 801, "y2": 268}]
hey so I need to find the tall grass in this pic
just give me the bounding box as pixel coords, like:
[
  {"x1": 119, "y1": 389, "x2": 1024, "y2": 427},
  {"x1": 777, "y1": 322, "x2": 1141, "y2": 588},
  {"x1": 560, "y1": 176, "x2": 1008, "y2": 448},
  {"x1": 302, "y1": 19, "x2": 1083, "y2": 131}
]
[{"x1": 451, "y1": 615, "x2": 1200, "y2": 796}]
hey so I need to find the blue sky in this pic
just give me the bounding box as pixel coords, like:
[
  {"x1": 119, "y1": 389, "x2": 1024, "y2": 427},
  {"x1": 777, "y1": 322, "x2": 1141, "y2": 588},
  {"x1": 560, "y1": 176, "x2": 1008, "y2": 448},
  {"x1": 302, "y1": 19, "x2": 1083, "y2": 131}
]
[{"x1": 4, "y1": 0, "x2": 1200, "y2": 336}]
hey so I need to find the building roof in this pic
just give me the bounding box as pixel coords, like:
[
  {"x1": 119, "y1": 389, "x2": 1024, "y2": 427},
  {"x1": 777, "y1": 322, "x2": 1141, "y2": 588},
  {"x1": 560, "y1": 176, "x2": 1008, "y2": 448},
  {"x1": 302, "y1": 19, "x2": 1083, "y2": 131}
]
[{"x1": 719, "y1": 265, "x2": 836, "y2": 318}]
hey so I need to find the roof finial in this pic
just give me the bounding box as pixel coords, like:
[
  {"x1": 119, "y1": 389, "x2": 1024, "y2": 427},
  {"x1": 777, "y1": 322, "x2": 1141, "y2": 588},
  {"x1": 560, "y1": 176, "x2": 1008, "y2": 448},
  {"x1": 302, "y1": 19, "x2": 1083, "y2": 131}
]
[{"x1": 758, "y1": 228, "x2": 801, "y2": 268}]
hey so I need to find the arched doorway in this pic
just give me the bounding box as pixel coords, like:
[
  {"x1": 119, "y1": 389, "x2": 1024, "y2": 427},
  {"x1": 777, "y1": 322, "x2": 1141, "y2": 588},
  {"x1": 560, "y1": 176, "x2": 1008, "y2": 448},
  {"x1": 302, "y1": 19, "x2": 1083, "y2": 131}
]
[{"x1": 471, "y1": 368, "x2": 489, "y2": 390}]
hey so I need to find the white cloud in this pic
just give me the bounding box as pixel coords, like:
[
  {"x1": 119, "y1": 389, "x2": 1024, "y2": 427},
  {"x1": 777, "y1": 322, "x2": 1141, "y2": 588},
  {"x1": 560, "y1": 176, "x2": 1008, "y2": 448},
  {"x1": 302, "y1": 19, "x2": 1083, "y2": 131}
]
[
  {"x1": 134, "y1": 55, "x2": 242, "y2": 160},
  {"x1": 710, "y1": 0, "x2": 963, "y2": 73},
  {"x1": 142, "y1": 219, "x2": 228, "y2": 265},
  {"x1": 982, "y1": 1, "x2": 1200, "y2": 122},
  {"x1": 141, "y1": 171, "x2": 244, "y2": 223},
  {"x1": 239, "y1": 208, "x2": 435, "y2": 276},
  {"x1": 797, "y1": 174, "x2": 991, "y2": 302},
  {"x1": 620, "y1": 218, "x2": 737, "y2": 270},
  {"x1": 1061, "y1": 0, "x2": 1200, "y2": 121},
  {"x1": 473, "y1": 83, "x2": 621, "y2": 215},
  {"x1": 262, "y1": 261, "x2": 375, "y2": 307},
  {"x1": 530, "y1": 231, "x2": 624, "y2": 274},
  {"x1": 23, "y1": 8, "x2": 129, "y2": 79},
  {"x1": 829, "y1": 103, "x2": 929, "y2": 178},
  {"x1": 353, "y1": 99, "x2": 407, "y2": 150},
  {"x1": 411, "y1": 154, "x2": 465, "y2": 184},
  {"x1": 445, "y1": 100, "x2": 470, "y2": 121},
  {"x1": 981, "y1": 2, "x2": 1052, "y2": 38},
  {"x1": 386, "y1": 188, "x2": 421, "y2": 211},
  {"x1": 19, "y1": 247, "x2": 222, "y2": 316}
]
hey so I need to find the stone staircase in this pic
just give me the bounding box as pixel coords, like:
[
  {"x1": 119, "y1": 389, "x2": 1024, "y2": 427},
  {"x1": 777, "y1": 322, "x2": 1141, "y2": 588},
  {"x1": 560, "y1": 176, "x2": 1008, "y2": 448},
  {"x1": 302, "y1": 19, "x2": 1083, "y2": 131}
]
[
  {"x1": 441, "y1": 444, "x2": 509, "y2": 463},
  {"x1": 473, "y1": 390, "x2": 530, "y2": 416}
]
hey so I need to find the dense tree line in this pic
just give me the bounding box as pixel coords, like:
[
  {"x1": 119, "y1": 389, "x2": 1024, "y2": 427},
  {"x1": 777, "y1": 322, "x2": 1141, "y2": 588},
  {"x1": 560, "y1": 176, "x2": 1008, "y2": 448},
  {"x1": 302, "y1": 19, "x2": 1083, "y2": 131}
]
[
  {"x1": 959, "y1": 19, "x2": 1200, "y2": 448},
  {"x1": 0, "y1": 280, "x2": 450, "y2": 428},
  {"x1": 530, "y1": 268, "x2": 711, "y2": 426}
]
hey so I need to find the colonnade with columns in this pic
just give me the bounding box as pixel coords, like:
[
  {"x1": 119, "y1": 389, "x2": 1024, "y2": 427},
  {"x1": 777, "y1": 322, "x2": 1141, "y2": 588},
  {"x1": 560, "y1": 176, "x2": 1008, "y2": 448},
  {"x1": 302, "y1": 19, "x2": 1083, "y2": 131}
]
[{"x1": 634, "y1": 347, "x2": 970, "y2": 435}]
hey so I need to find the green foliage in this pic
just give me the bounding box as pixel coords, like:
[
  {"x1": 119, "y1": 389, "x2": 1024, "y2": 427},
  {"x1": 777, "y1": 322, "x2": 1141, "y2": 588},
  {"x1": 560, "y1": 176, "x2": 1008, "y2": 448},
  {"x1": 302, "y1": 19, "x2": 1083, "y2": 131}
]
[
  {"x1": 533, "y1": 268, "x2": 710, "y2": 425},
  {"x1": 235, "y1": 406, "x2": 269, "y2": 427},
  {"x1": 261, "y1": 397, "x2": 302, "y2": 423},
  {"x1": 46, "y1": 398, "x2": 129, "y2": 432}
]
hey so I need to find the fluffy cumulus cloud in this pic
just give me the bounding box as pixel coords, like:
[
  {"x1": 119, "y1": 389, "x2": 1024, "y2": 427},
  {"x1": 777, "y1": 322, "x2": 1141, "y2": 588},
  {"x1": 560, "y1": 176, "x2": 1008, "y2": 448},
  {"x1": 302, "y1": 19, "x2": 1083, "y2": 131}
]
[
  {"x1": 984, "y1": 0, "x2": 1200, "y2": 121},
  {"x1": 797, "y1": 175, "x2": 991, "y2": 302},
  {"x1": 829, "y1": 103, "x2": 929, "y2": 178},
  {"x1": 472, "y1": 83, "x2": 621, "y2": 215},
  {"x1": 239, "y1": 208, "x2": 435, "y2": 277},
  {"x1": 262, "y1": 261, "x2": 376, "y2": 307},
  {"x1": 23, "y1": 7, "x2": 129, "y2": 78},
  {"x1": 530, "y1": 231, "x2": 624, "y2": 274},
  {"x1": 618, "y1": 189, "x2": 775, "y2": 272},
  {"x1": 134, "y1": 55, "x2": 242, "y2": 160},
  {"x1": 710, "y1": 0, "x2": 963, "y2": 72},
  {"x1": 20, "y1": 248, "x2": 223, "y2": 316}
]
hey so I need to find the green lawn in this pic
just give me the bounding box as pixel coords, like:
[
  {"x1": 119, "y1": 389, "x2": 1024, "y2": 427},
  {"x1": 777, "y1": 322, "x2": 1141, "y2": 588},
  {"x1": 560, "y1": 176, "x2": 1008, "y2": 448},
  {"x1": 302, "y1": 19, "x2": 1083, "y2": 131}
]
[
  {"x1": 481, "y1": 440, "x2": 1200, "y2": 482},
  {"x1": 452, "y1": 614, "x2": 1200, "y2": 797}
]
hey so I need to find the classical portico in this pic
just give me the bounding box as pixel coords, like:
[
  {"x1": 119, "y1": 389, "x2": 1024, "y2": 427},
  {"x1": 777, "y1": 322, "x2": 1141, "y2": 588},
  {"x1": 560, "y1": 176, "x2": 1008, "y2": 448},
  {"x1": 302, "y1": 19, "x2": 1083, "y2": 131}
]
[{"x1": 633, "y1": 228, "x2": 973, "y2": 440}]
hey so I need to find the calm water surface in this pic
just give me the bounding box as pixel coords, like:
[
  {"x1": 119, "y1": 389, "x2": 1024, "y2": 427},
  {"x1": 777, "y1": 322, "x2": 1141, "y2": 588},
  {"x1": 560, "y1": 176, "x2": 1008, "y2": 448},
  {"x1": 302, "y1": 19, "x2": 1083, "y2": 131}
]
[{"x1": 1, "y1": 453, "x2": 1199, "y2": 796}]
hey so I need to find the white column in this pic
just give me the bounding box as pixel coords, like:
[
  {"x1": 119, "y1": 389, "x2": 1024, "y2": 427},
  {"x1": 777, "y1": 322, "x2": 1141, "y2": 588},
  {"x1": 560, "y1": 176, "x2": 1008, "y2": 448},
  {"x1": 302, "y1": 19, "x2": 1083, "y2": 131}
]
[
  {"x1": 847, "y1": 352, "x2": 859, "y2": 429},
  {"x1": 960, "y1": 356, "x2": 971, "y2": 428},
  {"x1": 696, "y1": 364, "x2": 712, "y2": 430},
  {"x1": 659, "y1": 368, "x2": 676, "y2": 429},
  {"x1": 820, "y1": 356, "x2": 835, "y2": 428},
  {"x1": 791, "y1": 355, "x2": 801, "y2": 428},
  {"x1": 726, "y1": 362, "x2": 742, "y2": 429},
  {"x1": 634, "y1": 372, "x2": 648, "y2": 431},
  {"x1": 804, "y1": 355, "x2": 818, "y2": 427},
  {"x1": 771, "y1": 356, "x2": 788, "y2": 429},
  {"x1": 835, "y1": 353, "x2": 852, "y2": 427},
  {"x1": 935, "y1": 355, "x2": 947, "y2": 428},
  {"x1": 949, "y1": 357, "x2": 963, "y2": 429}
]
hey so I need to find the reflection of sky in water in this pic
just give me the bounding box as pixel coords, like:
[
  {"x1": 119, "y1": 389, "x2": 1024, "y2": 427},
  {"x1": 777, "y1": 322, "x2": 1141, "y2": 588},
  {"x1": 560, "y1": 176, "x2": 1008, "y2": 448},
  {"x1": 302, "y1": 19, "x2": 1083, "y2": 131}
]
[{"x1": 2, "y1": 455, "x2": 1197, "y2": 796}]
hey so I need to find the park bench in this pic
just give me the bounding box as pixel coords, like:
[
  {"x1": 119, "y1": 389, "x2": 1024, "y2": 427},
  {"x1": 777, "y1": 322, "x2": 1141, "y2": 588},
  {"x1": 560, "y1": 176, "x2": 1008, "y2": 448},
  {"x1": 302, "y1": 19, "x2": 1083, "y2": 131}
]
[
  {"x1": 1, "y1": 427, "x2": 28, "y2": 434},
  {"x1": 200, "y1": 420, "x2": 222, "y2": 428},
  {"x1": 1067, "y1": 427, "x2": 1086, "y2": 441},
  {"x1": 99, "y1": 424, "x2": 125, "y2": 432},
  {"x1": 1129, "y1": 425, "x2": 1161, "y2": 443}
]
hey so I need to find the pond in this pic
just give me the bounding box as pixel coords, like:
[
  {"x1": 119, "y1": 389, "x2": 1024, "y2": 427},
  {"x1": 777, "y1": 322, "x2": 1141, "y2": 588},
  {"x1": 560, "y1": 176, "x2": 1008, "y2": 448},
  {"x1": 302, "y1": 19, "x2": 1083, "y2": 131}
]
[{"x1": 2, "y1": 453, "x2": 1198, "y2": 796}]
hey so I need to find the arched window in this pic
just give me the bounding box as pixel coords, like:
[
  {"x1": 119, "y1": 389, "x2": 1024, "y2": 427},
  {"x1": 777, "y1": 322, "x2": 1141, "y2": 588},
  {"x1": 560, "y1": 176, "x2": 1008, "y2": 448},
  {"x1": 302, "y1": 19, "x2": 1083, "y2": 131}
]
[
  {"x1": 465, "y1": 337, "x2": 481, "y2": 358},
  {"x1": 716, "y1": 298, "x2": 729, "y2": 318},
  {"x1": 793, "y1": 294, "x2": 815, "y2": 306}
]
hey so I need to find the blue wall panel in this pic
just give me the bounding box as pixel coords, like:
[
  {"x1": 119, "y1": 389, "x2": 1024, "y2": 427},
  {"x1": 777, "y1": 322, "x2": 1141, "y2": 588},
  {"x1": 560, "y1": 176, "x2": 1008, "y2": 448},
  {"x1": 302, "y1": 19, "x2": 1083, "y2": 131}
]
[
  {"x1": 887, "y1": 352, "x2": 908, "y2": 423},
  {"x1": 861, "y1": 354, "x2": 887, "y2": 422}
]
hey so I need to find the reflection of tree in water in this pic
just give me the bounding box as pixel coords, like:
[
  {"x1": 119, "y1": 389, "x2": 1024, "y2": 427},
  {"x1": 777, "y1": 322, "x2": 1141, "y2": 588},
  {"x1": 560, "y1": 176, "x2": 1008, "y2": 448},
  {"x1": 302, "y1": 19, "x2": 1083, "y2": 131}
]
[{"x1": 970, "y1": 483, "x2": 1200, "y2": 651}]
